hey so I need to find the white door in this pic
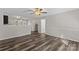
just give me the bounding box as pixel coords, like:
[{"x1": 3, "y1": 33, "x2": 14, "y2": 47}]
[{"x1": 41, "y1": 19, "x2": 46, "y2": 33}]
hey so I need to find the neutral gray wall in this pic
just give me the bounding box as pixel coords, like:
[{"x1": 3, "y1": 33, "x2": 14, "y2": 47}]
[
  {"x1": 44, "y1": 9, "x2": 79, "y2": 42},
  {"x1": 0, "y1": 14, "x2": 31, "y2": 40}
]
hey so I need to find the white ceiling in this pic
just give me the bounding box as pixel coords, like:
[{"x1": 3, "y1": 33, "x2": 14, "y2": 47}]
[{"x1": 0, "y1": 8, "x2": 78, "y2": 18}]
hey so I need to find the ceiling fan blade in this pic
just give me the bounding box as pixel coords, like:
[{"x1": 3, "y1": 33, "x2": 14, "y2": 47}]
[{"x1": 42, "y1": 12, "x2": 47, "y2": 13}]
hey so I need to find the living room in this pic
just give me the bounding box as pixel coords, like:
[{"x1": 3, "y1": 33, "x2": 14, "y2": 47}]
[{"x1": 0, "y1": 8, "x2": 79, "y2": 51}]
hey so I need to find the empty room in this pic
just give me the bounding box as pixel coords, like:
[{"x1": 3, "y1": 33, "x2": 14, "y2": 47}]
[{"x1": 0, "y1": 8, "x2": 79, "y2": 51}]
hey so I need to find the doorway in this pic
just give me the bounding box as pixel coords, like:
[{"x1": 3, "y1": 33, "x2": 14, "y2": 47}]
[{"x1": 31, "y1": 19, "x2": 46, "y2": 34}]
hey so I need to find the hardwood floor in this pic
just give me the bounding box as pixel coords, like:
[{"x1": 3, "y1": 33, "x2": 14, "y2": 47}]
[{"x1": 0, "y1": 32, "x2": 79, "y2": 51}]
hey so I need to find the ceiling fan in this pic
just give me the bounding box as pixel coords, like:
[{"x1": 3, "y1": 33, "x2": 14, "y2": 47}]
[{"x1": 26, "y1": 8, "x2": 47, "y2": 16}]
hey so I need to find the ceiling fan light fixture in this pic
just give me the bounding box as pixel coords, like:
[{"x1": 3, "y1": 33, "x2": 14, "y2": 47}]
[
  {"x1": 27, "y1": 8, "x2": 47, "y2": 16},
  {"x1": 35, "y1": 11, "x2": 41, "y2": 16},
  {"x1": 34, "y1": 8, "x2": 42, "y2": 16}
]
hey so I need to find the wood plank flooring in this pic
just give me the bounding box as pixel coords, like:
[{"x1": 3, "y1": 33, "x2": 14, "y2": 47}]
[{"x1": 0, "y1": 32, "x2": 79, "y2": 51}]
